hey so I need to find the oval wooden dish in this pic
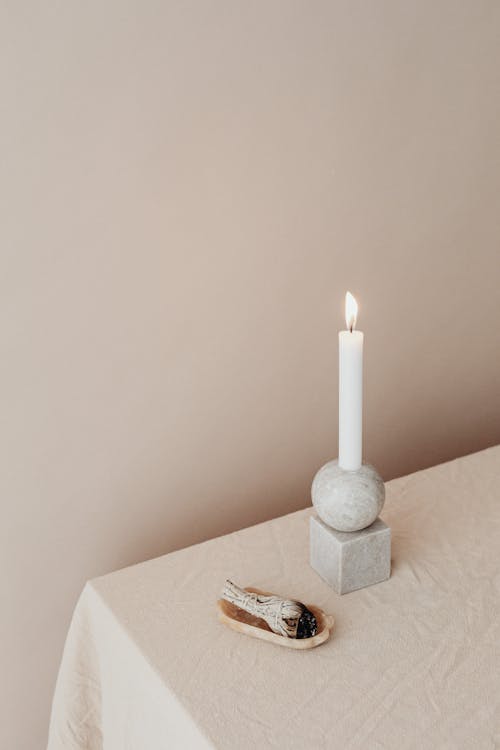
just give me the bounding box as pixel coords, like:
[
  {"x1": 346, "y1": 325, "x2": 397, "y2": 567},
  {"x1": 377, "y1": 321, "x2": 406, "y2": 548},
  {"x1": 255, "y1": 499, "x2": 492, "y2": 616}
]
[{"x1": 217, "y1": 587, "x2": 334, "y2": 650}]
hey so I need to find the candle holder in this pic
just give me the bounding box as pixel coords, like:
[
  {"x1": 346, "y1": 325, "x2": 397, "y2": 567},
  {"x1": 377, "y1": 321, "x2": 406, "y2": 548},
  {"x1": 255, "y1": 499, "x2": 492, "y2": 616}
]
[{"x1": 309, "y1": 460, "x2": 391, "y2": 594}]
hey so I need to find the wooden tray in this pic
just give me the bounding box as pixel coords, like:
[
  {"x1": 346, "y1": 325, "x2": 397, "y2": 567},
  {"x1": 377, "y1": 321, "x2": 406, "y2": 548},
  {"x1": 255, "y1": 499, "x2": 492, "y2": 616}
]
[{"x1": 217, "y1": 587, "x2": 334, "y2": 649}]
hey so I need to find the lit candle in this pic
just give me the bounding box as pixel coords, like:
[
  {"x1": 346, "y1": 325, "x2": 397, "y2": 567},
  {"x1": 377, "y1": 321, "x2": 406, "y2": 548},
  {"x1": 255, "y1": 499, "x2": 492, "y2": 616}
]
[{"x1": 338, "y1": 292, "x2": 363, "y2": 470}]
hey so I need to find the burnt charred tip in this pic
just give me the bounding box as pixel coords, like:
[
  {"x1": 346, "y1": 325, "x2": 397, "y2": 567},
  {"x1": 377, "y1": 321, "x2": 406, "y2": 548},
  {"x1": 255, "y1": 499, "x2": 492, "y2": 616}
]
[{"x1": 295, "y1": 606, "x2": 318, "y2": 639}]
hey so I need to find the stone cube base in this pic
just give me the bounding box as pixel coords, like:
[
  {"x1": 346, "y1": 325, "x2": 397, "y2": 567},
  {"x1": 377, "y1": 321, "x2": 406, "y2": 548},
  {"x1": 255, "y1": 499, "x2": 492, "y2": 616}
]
[{"x1": 310, "y1": 514, "x2": 391, "y2": 595}]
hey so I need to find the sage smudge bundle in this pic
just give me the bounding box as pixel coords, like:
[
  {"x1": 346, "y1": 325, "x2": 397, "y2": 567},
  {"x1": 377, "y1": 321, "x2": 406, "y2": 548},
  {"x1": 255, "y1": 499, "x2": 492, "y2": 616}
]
[{"x1": 222, "y1": 580, "x2": 317, "y2": 639}]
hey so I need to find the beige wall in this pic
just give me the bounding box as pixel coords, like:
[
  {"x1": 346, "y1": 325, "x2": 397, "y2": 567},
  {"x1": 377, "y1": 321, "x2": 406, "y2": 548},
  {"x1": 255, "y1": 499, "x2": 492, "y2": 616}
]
[{"x1": 2, "y1": 1, "x2": 499, "y2": 747}]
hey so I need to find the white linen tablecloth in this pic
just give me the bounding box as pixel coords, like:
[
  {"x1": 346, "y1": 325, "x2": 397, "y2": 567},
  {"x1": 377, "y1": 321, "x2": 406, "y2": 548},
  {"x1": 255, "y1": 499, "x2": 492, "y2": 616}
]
[{"x1": 48, "y1": 447, "x2": 500, "y2": 749}]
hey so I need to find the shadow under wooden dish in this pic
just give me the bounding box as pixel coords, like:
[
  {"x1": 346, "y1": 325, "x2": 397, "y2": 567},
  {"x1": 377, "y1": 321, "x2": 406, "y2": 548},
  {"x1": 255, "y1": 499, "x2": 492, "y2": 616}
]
[{"x1": 217, "y1": 587, "x2": 334, "y2": 650}]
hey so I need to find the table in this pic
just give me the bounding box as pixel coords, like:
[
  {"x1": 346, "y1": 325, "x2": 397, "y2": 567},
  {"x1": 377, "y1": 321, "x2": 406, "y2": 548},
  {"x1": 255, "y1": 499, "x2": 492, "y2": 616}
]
[{"x1": 48, "y1": 447, "x2": 500, "y2": 749}]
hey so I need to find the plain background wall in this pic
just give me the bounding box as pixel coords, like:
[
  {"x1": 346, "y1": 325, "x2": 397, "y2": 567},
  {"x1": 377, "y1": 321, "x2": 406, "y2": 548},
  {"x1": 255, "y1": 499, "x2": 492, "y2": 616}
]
[{"x1": 1, "y1": 1, "x2": 499, "y2": 747}]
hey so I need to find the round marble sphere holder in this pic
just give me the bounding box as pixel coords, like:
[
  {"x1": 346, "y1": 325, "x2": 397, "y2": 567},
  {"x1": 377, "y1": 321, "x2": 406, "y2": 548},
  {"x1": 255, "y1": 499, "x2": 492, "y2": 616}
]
[{"x1": 309, "y1": 460, "x2": 391, "y2": 595}]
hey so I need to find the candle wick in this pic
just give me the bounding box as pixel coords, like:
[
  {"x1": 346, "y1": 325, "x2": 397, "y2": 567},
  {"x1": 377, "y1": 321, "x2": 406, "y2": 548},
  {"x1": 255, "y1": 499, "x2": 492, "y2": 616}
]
[{"x1": 349, "y1": 324, "x2": 353, "y2": 333}]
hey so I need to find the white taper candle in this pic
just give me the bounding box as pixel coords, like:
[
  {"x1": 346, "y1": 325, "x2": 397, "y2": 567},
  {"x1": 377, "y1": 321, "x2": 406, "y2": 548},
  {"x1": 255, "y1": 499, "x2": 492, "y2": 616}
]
[{"x1": 338, "y1": 292, "x2": 363, "y2": 470}]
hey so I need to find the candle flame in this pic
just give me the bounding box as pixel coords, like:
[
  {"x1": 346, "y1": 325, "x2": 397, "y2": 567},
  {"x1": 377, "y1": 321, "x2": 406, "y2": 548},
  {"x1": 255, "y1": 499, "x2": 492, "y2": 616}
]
[{"x1": 345, "y1": 291, "x2": 358, "y2": 331}]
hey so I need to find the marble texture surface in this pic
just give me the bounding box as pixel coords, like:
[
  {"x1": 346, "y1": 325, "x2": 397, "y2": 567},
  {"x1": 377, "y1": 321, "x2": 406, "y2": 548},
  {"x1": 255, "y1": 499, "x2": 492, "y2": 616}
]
[
  {"x1": 312, "y1": 460, "x2": 385, "y2": 532},
  {"x1": 310, "y1": 514, "x2": 391, "y2": 594}
]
